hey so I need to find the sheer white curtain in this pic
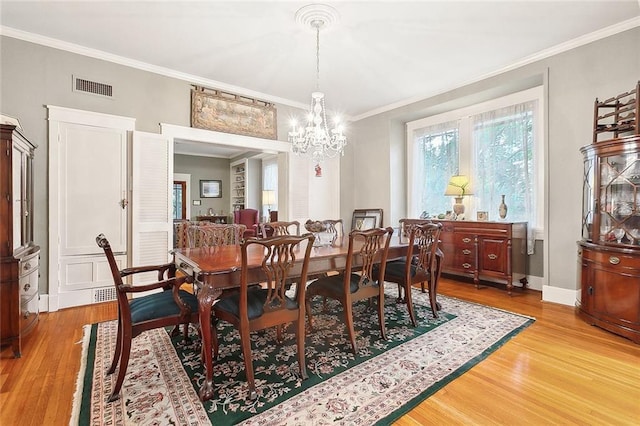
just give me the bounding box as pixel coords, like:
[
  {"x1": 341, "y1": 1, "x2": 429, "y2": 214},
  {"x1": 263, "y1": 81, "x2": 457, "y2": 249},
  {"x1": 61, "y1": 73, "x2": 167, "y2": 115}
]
[
  {"x1": 412, "y1": 120, "x2": 460, "y2": 217},
  {"x1": 472, "y1": 100, "x2": 537, "y2": 253},
  {"x1": 262, "y1": 157, "x2": 278, "y2": 218}
]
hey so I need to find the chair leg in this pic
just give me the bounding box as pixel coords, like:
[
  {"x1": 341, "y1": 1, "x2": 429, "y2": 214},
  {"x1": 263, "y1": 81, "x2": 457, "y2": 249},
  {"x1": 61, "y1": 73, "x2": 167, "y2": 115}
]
[
  {"x1": 239, "y1": 325, "x2": 257, "y2": 400},
  {"x1": 305, "y1": 297, "x2": 314, "y2": 332},
  {"x1": 296, "y1": 318, "x2": 308, "y2": 380},
  {"x1": 107, "y1": 316, "x2": 123, "y2": 375},
  {"x1": 396, "y1": 283, "x2": 404, "y2": 303},
  {"x1": 428, "y1": 279, "x2": 440, "y2": 319},
  {"x1": 344, "y1": 301, "x2": 357, "y2": 355},
  {"x1": 420, "y1": 281, "x2": 426, "y2": 293},
  {"x1": 404, "y1": 283, "x2": 418, "y2": 327},
  {"x1": 108, "y1": 329, "x2": 132, "y2": 403},
  {"x1": 377, "y1": 293, "x2": 387, "y2": 341}
]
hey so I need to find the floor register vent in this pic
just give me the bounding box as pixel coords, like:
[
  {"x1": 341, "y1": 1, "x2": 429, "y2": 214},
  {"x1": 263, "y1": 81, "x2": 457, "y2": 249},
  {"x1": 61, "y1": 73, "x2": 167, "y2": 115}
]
[
  {"x1": 73, "y1": 75, "x2": 114, "y2": 98},
  {"x1": 93, "y1": 287, "x2": 117, "y2": 303}
]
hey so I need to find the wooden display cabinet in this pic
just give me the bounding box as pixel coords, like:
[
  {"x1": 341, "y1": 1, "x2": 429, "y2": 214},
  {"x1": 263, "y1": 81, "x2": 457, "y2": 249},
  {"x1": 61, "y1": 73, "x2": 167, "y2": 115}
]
[
  {"x1": 577, "y1": 81, "x2": 640, "y2": 343},
  {"x1": 0, "y1": 124, "x2": 40, "y2": 357}
]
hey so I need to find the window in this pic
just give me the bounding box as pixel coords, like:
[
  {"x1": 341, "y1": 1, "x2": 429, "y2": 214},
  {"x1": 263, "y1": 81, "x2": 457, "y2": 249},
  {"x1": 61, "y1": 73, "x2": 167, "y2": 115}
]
[
  {"x1": 262, "y1": 156, "x2": 278, "y2": 219},
  {"x1": 407, "y1": 87, "x2": 543, "y2": 253}
]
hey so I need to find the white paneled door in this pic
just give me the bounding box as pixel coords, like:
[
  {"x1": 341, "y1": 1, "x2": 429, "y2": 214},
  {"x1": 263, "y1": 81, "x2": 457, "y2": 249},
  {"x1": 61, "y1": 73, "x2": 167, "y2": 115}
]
[{"x1": 48, "y1": 106, "x2": 135, "y2": 310}]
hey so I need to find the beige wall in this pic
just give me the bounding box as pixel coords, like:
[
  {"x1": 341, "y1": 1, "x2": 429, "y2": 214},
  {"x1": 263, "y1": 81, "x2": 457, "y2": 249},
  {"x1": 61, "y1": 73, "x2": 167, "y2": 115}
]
[
  {"x1": 1, "y1": 27, "x2": 638, "y2": 297},
  {"x1": 174, "y1": 154, "x2": 231, "y2": 219},
  {"x1": 341, "y1": 27, "x2": 640, "y2": 292}
]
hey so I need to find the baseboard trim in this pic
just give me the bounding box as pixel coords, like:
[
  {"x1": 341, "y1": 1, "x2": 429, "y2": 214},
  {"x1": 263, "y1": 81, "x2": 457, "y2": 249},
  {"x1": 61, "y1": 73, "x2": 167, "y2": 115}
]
[{"x1": 542, "y1": 285, "x2": 578, "y2": 307}]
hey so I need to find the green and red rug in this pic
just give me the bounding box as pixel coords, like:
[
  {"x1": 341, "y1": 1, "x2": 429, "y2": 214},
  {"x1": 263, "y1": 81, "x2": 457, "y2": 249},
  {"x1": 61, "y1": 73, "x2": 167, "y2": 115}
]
[{"x1": 71, "y1": 288, "x2": 534, "y2": 425}]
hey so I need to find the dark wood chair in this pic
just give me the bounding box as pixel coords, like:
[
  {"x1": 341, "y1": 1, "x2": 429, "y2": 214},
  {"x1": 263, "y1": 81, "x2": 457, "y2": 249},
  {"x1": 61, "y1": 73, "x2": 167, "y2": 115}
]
[
  {"x1": 259, "y1": 220, "x2": 300, "y2": 238},
  {"x1": 212, "y1": 233, "x2": 315, "y2": 400},
  {"x1": 96, "y1": 233, "x2": 198, "y2": 403},
  {"x1": 187, "y1": 223, "x2": 246, "y2": 247},
  {"x1": 305, "y1": 227, "x2": 394, "y2": 355},
  {"x1": 381, "y1": 221, "x2": 443, "y2": 325}
]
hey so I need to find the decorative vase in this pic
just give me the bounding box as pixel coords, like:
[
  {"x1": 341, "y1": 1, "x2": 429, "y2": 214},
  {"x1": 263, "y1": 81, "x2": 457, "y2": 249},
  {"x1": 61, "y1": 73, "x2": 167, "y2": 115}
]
[{"x1": 498, "y1": 194, "x2": 508, "y2": 219}]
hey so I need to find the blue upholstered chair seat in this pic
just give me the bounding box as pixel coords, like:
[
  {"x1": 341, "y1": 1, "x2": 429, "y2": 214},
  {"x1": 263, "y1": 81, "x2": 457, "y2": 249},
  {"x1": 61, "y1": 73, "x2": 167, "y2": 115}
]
[
  {"x1": 130, "y1": 289, "x2": 199, "y2": 324},
  {"x1": 308, "y1": 273, "x2": 375, "y2": 299},
  {"x1": 380, "y1": 259, "x2": 418, "y2": 280},
  {"x1": 215, "y1": 287, "x2": 298, "y2": 320}
]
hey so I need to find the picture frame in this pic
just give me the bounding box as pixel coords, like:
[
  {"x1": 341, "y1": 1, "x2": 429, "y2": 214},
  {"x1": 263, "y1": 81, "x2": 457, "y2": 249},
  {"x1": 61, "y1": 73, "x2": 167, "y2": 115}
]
[
  {"x1": 477, "y1": 211, "x2": 489, "y2": 221},
  {"x1": 351, "y1": 208, "x2": 383, "y2": 230},
  {"x1": 192, "y1": 200, "x2": 201, "y2": 206},
  {"x1": 191, "y1": 87, "x2": 277, "y2": 140},
  {"x1": 200, "y1": 180, "x2": 222, "y2": 198}
]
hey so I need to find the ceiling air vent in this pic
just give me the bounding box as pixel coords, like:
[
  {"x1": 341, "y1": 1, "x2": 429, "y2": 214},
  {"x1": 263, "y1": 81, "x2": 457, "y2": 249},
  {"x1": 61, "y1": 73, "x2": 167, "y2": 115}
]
[{"x1": 72, "y1": 75, "x2": 114, "y2": 98}]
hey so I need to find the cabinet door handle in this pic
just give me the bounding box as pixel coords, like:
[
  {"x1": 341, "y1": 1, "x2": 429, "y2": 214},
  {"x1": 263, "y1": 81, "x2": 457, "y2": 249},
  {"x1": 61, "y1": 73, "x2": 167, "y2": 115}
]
[
  {"x1": 23, "y1": 283, "x2": 31, "y2": 292},
  {"x1": 462, "y1": 263, "x2": 471, "y2": 269},
  {"x1": 462, "y1": 249, "x2": 471, "y2": 255},
  {"x1": 488, "y1": 254, "x2": 497, "y2": 260},
  {"x1": 609, "y1": 256, "x2": 620, "y2": 265},
  {"x1": 588, "y1": 286, "x2": 594, "y2": 295},
  {"x1": 462, "y1": 238, "x2": 471, "y2": 243}
]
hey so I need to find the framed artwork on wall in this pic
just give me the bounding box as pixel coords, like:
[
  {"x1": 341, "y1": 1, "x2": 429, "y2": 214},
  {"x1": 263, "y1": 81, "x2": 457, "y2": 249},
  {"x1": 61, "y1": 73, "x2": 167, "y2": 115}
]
[
  {"x1": 351, "y1": 209, "x2": 383, "y2": 230},
  {"x1": 200, "y1": 180, "x2": 222, "y2": 198}
]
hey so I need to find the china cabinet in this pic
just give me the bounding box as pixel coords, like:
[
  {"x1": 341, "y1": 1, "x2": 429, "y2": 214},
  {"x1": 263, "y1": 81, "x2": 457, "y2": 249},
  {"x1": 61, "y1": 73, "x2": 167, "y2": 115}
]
[
  {"x1": 231, "y1": 160, "x2": 246, "y2": 211},
  {"x1": 0, "y1": 124, "x2": 40, "y2": 357},
  {"x1": 230, "y1": 158, "x2": 260, "y2": 212},
  {"x1": 577, "y1": 81, "x2": 640, "y2": 343}
]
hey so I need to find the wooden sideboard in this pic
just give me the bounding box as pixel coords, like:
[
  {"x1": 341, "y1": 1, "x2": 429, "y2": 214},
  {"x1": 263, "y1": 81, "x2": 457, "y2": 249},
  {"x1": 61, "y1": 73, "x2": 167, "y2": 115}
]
[
  {"x1": 196, "y1": 215, "x2": 228, "y2": 224},
  {"x1": 431, "y1": 220, "x2": 528, "y2": 294}
]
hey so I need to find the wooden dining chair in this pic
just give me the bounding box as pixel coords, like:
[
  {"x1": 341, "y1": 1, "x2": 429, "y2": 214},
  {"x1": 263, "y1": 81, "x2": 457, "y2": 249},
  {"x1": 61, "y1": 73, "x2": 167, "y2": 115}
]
[
  {"x1": 212, "y1": 233, "x2": 315, "y2": 400},
  {"x1": 305, "y1": 227, "x2": 394, "y2": 355},
  {"x1": 381, "y1": 221, "x2": 443, "y2": 325},
  {"x1": 187, "y1": 223, "x2": 246, "y2": 247},
  {"x1": 96, "y1": 233, "x2": 198, "y2": 403},
  {"x1": 259, "y1": 220, "x2": 300, "y2": 238}
]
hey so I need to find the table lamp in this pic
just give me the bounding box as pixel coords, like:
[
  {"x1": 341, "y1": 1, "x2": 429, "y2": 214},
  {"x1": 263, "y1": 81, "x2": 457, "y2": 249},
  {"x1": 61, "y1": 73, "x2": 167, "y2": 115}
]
[
  {"x1": 444, "y1": 175, "x2": 473, "y2": 217},
  {"x1": 262, "y1": 190, "x2": 276, "y2": 221}
]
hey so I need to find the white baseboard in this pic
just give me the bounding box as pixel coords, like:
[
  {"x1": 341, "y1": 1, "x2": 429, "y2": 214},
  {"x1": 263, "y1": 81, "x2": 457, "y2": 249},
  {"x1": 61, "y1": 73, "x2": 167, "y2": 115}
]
[
  {"x1": 39, "y1": 294, "x2": 49, "y2": 312},
  {"x1": 542, "y1": 285, "x2": 579, "y2": 307}
]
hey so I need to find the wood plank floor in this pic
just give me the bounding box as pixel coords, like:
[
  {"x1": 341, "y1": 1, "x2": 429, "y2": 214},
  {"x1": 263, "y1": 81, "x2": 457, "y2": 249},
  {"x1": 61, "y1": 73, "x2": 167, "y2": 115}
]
[{"x1": 1, "y1": 278, "x2": 638, "y2": 425}]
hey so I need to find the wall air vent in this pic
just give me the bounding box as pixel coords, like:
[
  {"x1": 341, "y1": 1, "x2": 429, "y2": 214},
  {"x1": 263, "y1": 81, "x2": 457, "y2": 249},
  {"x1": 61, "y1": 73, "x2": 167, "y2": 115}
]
[
  {"x1": 92, "y1": 287, "x2": 117, "y2": 303},
  {"x1": 72, "y1": 75, "x2": 114, "y2": 98}
]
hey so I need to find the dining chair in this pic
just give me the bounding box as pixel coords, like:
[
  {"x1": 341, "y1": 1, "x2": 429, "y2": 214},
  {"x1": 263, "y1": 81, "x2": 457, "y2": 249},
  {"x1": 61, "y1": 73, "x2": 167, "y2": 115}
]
[
  {"x1": 212, "y1": 233, "x2": 316, "y2": 400},
  {"x1": 381, "y1": 221, "x2": 443, "y2": 325},
  {"x1": 187, "y1": 223, "x2": 246, "y2": 247},
  {"x1": 259, "y1": 220, "x2": 300, "y2": 238},
  {"x1": 305, "y1": 227, "x2": 394, "y2": 355},
  {"x1": 96, "y1": 233, "x2": 198, "y2": 403}
]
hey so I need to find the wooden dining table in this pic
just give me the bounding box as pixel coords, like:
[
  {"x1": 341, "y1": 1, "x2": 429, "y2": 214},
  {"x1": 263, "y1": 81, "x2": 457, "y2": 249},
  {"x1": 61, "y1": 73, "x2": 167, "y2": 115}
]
[{"x1": 172, "y1": 236, "x2": 442, "y2": 402}]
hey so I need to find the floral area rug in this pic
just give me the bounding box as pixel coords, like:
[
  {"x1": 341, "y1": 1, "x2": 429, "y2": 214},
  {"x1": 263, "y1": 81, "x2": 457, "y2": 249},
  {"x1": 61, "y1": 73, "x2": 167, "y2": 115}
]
[{"x1": 71, "y1": 289, "x2": 534, "y2": 425}]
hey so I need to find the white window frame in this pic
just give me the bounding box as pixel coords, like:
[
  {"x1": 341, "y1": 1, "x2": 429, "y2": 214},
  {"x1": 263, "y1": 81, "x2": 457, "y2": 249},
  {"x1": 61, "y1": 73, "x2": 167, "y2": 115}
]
[{"x1": 406, "y1": 86, "x2": 545, "y2": 236}]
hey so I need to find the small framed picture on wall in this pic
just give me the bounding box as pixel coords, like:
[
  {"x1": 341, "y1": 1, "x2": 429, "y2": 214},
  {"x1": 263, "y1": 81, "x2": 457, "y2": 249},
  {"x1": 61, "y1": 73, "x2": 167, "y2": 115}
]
[
  {"x1": 200, "y1": 180, "x2": 222, "y2": 198},
  {"x1": 477, "y1": 211, "x2": 489, "y2": 221}
]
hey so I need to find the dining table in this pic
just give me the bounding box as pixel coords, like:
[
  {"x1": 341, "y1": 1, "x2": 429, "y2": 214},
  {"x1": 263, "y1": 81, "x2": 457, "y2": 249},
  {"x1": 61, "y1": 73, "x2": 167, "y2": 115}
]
[{"x1": 172, "y1": 235, "x2": 443, "y2": 402}]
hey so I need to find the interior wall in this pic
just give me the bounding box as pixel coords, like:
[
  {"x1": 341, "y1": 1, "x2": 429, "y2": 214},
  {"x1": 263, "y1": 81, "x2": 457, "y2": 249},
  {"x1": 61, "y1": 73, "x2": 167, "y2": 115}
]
[
  {"x1": 343, "y1": 26, "x2": 640, "y2": 293},
  {"x1": 0, "y1": 35, "x2": 303, "y2": 295},
  {"x1": 173, "y1": 154, "x2": 231, "y2": 219}
]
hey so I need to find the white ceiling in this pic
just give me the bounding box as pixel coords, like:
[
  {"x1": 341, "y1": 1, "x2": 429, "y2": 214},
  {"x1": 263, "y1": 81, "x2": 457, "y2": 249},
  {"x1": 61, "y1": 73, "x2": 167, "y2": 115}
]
[{"x1": 1, "y1": 1, "x2": 639, "y2": 157}]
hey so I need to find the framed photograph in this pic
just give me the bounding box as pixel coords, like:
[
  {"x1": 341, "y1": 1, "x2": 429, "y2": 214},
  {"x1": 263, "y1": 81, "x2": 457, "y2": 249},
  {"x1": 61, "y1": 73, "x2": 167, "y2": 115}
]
[
  {"x1": 192, "y1": 200, "x2": 201, "y2": 206},
  {"x1": 477, "y1": 211, "x2": 489, "y2": 221},
  {"x1": 191, "y1": 87, "x2": 277, "y2": 140},
  {"x1": 200, "y1": 180, "x2": 222, "y2": 198},
  {"x1": 351, "y1": 208, "x2": 383, "y2": 230}
]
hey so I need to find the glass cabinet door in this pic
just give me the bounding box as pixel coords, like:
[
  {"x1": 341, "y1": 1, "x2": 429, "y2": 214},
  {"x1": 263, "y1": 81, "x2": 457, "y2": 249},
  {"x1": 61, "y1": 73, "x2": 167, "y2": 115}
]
[
  {"x1": 599, "y1": 151, "x2": 640, "y2": 246},
  {"x1": 581, "y1": 155, "x2": 595, "y2": 241}
]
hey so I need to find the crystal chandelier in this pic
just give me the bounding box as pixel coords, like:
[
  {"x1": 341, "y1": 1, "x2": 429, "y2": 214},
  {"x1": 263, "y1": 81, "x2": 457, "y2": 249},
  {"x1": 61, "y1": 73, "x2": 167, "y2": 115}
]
[{"x1": 289, "y1": 5, "x2": 346, "y2": 167}]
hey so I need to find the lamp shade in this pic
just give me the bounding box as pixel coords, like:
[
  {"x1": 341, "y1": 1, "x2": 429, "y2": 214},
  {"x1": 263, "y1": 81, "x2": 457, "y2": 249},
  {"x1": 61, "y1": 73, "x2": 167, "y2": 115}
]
[
  {"x1": 444, "y1": 175, "x2": 473, "y2": 196},
  {"x1": 262, "y1": 190, "x2": 276, "y2": 206}
]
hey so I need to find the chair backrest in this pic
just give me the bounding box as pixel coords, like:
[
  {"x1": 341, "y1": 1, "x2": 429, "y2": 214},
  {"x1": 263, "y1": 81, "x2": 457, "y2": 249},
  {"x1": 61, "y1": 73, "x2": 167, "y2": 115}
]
[
  {"x1": 407, "y1": 222, "x2": 443, "y2": 276},
  {"x1": 240, "y1": 233, "x2": 315, "y2": 315},
  {"x1": 187, "y1": 223, "x2": 246, "y2": 247},
  {"x1": 96, "y1": 234, "x2": 124, "y2": 288},
  {"x1": 398, "y1": 218, "x2": 432, "y2": 244},
  {"x1": 261, "y1": 220, "x2": 300, "y2": 237},
  {"x1": 233, "y1": 208, "x2": 259, "y2": 227},
  {"x1": 344, "y1": 227, "x2": 394, "y2": 291}
]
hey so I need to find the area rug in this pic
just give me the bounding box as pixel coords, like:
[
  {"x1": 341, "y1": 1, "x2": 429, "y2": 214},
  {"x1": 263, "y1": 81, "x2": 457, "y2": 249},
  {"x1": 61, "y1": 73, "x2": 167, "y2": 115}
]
[{"x1": 71, "y1": 289, "x2": 534, "y2": 425}]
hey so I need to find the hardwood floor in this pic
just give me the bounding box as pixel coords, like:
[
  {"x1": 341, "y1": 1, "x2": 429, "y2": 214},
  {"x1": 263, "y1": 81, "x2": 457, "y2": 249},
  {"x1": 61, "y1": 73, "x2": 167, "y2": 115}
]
[{"x1": 1, "y1": 278, "x2": 638, "y2": 425}]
